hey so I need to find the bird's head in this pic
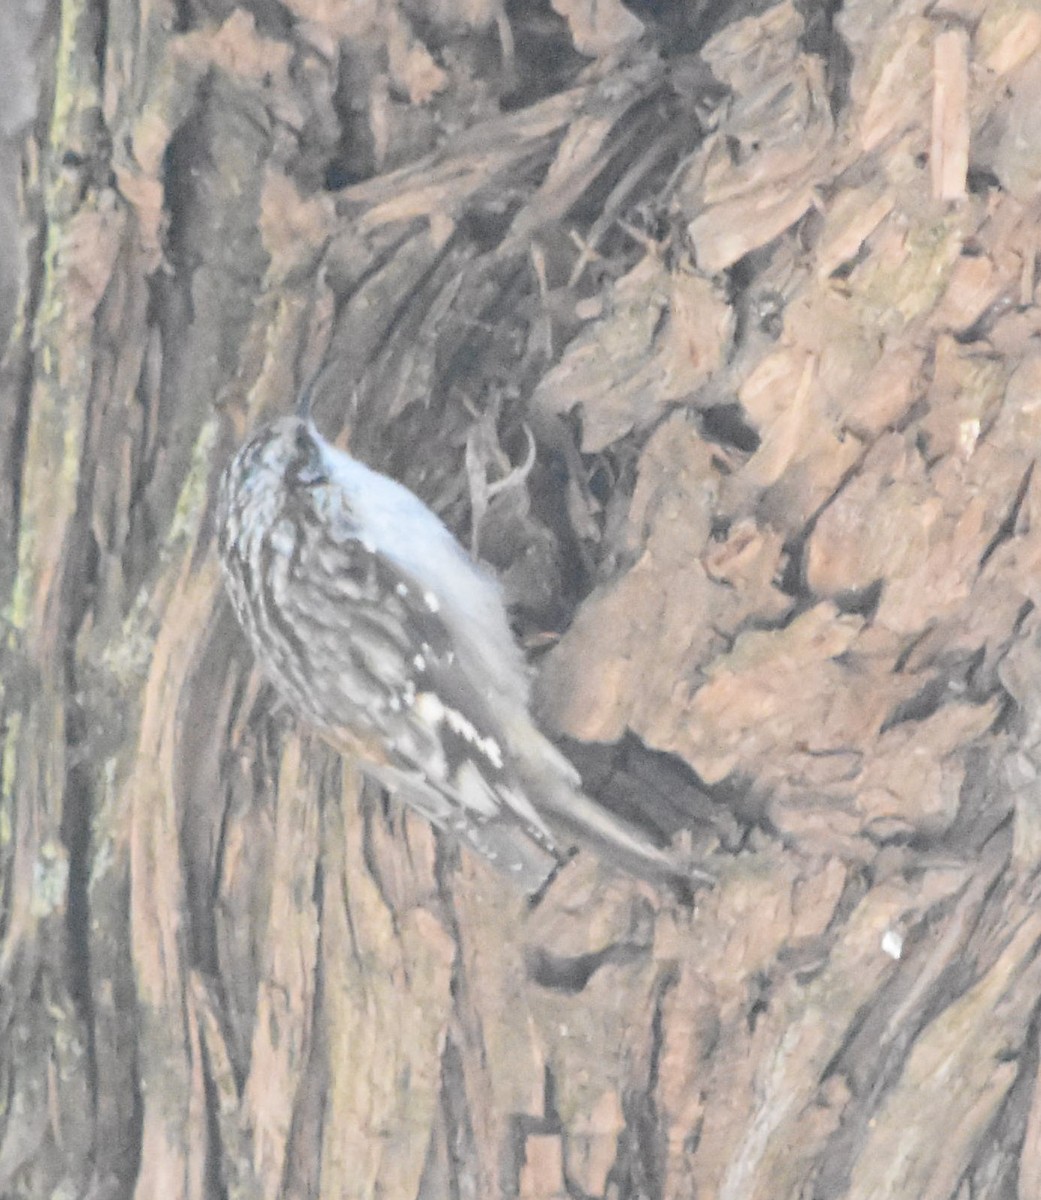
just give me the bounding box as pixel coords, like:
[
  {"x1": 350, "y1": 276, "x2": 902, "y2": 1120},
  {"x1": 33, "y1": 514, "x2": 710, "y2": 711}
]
[
  {"x1": 236, "y1": 416, "x2": 328, "y2": 493},
  {"x1": 217, "y1": 417, "x2": 333, "y2": 557}
]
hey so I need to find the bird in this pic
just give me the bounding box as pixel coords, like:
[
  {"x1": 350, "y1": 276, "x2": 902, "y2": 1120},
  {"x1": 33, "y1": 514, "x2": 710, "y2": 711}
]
[{"x1": 215, "y1": 387, "x2": 713, "y2": 898}]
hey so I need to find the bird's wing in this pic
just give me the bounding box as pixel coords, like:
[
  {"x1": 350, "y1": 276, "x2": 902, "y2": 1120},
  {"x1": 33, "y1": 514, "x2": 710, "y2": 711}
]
[{"x1": 270, "y1": 492, "x2": 565, "y2": 878}]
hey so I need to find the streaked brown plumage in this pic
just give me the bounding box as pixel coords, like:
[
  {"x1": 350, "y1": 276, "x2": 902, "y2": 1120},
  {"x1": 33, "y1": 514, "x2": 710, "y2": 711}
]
[{"x1": 217, "y1": 411, "x2": 712, "y2": 897}]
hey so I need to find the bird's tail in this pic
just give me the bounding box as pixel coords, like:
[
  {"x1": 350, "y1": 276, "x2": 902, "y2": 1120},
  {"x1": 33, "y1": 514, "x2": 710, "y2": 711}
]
[{"x1": 508, "y1": 722, "x2": 715, "y2": 900}]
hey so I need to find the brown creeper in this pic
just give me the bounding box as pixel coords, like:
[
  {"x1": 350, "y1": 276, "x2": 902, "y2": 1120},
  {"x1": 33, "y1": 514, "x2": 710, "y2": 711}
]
[{"x1": 216, "y1": 398, "x2": 712, "y2": 896}]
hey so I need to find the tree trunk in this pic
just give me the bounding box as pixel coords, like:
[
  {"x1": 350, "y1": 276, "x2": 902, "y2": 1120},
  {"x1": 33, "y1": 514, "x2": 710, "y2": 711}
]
[{"x1": 3, "y1": 1, "x2": 1041, "y2": 1198}]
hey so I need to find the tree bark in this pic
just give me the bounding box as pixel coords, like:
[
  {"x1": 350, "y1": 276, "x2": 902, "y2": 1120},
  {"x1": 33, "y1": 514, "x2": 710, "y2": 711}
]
[{"x1": 3, "y1": 1, "x2": 1041, "y2": 1198}]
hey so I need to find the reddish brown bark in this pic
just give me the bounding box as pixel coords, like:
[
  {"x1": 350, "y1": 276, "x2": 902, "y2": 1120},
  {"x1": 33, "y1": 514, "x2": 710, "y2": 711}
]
[{"x1": 3, "y1": 2, "x2": 1041, "y2": 1198}]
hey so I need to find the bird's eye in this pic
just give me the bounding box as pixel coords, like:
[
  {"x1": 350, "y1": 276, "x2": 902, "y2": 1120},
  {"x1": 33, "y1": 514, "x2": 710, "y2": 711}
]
[
  {"x1": 244, "y1": 439, "x2": 270, "y2": 474},
  {"x1": 290, "y1": 426, "x2": 325, "y2": 485}
]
